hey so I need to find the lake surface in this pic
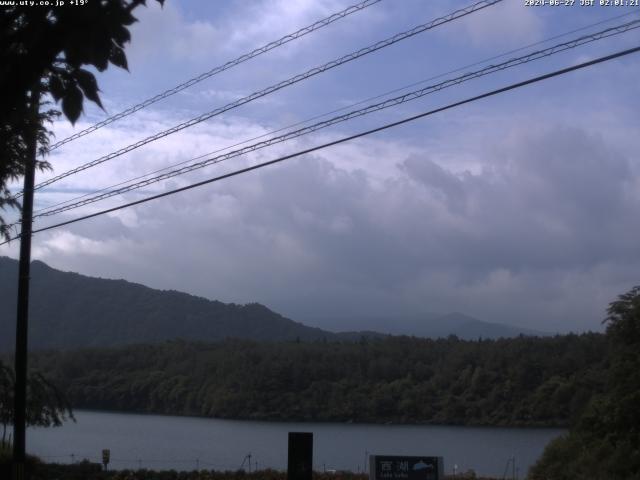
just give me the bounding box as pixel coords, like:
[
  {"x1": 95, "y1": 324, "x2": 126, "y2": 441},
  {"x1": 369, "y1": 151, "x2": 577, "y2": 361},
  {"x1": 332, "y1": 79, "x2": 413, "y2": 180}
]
[{"x1": 27, "y1": 410, "x2": 564, "y2": 478}]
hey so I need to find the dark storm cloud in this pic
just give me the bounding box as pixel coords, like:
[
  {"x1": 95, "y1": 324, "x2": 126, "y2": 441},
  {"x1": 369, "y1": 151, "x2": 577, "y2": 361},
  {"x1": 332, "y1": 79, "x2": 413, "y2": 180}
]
[{"x1": 401, "y1": 126, "x2": 637, "y2": 274}]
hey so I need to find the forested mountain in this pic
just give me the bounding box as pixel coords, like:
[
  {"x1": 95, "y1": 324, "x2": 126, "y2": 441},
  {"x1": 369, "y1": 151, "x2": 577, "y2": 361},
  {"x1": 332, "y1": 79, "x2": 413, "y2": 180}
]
[
  {"x1": 0, "y1": 257, "x2": 545, "y2": 352},
  {"x1": 0, "y1": 257, "x2": 336, "y2": 351},
  {"x1": 29, "y1": 333, "x2": 607, "y2": 427}
]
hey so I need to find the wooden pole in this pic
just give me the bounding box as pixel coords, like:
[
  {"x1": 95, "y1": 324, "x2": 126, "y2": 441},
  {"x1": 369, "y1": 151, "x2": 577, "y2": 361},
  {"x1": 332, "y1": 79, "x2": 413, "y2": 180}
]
[{"x1": 12, "y1": 85, "x2": 40, "y2": 480}]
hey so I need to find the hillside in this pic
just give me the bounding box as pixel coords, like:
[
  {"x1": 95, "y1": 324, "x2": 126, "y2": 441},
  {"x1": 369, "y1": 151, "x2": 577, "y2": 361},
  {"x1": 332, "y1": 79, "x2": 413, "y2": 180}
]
[
  {"x1": 28, "y1": 334, "x2": 608, "y2": 426},
  {"x1": 0, "y1": 257, "x2": 336, "y2": 351},
  {"x1": 1, "y1": 257, "x2": 546, "y2": 352}
]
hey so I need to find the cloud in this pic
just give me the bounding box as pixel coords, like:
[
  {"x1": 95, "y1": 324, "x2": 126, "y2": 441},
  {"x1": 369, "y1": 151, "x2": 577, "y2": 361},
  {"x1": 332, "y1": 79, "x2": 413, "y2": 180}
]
[
  {"x1": 445, "y1": 0, "x2": 544, "y2": 49},
  {"x1": 14, "y1": 114, "x2": 639, "y2": 334},
  {"x1": 222, "y1": 0, "x2": 340, "y2": 55},
  {"x1": 126, "y1": 0, "x2": 374, "y2": 67},
  {"x1": 3, "y1": 1, "x2": 638, "y2": 336}
]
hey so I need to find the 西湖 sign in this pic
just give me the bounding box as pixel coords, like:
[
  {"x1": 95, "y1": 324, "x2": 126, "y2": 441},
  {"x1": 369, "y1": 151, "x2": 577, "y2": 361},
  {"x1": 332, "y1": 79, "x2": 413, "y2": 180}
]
[{"x1": 369, "y1": 455, "x2": 443, "y2": 480}]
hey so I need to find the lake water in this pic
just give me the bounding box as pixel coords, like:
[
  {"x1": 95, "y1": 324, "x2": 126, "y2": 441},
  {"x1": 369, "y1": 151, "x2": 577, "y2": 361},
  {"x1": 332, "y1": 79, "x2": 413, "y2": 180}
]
[{"x1": 26, "y1": 410, "x2": 564, "y2": 478}]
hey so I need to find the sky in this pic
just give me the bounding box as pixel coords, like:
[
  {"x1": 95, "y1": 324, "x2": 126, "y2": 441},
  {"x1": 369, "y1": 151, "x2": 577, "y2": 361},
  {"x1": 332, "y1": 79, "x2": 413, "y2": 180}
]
[{"x1": 2, "y1": 0, "x2": 640, "y2": 333}]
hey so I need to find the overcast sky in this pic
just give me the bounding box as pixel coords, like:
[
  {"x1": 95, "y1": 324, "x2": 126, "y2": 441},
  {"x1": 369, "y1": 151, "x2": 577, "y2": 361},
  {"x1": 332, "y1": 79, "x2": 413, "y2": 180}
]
[{"x1": 2, "y1": 0, "x2": 640, "y2": 333}]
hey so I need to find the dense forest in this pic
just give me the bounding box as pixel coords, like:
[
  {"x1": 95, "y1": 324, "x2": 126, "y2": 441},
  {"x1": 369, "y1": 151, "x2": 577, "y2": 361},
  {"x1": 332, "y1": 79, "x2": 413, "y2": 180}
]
[
  {"x1": 28, "y1": 333, "x2": 607, "y2": 427},
  {"x1": 529, "y1": 286, "x2": 640, "y2": 479}
]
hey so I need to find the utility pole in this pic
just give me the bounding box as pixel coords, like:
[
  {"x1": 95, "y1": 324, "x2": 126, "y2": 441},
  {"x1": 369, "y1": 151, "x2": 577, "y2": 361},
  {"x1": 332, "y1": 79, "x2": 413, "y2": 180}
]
[{"x1": 12, "y1": 85, "x2": 40, "y2": 480}]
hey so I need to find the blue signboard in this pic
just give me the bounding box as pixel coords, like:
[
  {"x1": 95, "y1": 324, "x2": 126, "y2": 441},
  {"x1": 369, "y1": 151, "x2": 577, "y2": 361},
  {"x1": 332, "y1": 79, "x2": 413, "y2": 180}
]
[{"x1": 369, "y1": 455, "x2": 443, "y2": 480}]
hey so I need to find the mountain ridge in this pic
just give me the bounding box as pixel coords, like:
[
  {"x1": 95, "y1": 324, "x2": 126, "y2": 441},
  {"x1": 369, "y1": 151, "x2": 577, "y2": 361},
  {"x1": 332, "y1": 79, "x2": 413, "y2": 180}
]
[
  {"x1": 0, "y1": 256, "x2": 337, "y2": 351},
  {"x1": 0, "y1": 256, "x2": 545, "y2": 351}
]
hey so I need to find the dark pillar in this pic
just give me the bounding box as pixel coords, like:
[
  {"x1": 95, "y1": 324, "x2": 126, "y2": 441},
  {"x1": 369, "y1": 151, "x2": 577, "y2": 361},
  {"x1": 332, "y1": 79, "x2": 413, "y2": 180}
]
[
  {"x1": 287, "y1": 432, "x2": 313, "y2": 480},
  {"x1": 12, "y1": 86, "x2": 40, "y2": 480}
]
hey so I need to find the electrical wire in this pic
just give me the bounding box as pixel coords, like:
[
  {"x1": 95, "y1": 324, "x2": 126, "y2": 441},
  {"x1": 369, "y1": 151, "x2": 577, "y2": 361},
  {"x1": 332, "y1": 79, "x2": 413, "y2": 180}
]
[
  {"x1": 47, "y1": 0, "x2": 384, "y2": 152},
  {"x1": 33, "y1": 8, "x2": 640, "y2": 216},
  {"x1": 31, "y1": 19, "x2": 640, "y2": 219},
  {"x1": 2, "y1": 44, "x2": 636, "y2": 246},
  {"x1": 23, "y1": 0, "x2": 502, "y2": 196}
]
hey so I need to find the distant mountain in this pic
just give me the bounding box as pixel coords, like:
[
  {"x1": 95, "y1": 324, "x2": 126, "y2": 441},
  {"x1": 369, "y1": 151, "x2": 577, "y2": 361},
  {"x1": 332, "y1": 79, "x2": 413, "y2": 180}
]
[
  {"x1": 426, "y1": 312, "x2": 547, "y2": 339},
  {"x1": 0, "y1": 257, "x2": 545, "y2": 352},
  {"x1": 0, "y1": 257, "x2": 337, "y2": 352},
  {"x1": 307, "y1": 312, "x2": 548, "y2": 340}
]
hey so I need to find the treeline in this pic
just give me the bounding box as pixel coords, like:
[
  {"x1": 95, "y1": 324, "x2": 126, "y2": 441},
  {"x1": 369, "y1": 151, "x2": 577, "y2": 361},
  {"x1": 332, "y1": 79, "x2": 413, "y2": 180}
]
[{"x1": 29, "y1": 333, "x2": 607, "y2": 427}]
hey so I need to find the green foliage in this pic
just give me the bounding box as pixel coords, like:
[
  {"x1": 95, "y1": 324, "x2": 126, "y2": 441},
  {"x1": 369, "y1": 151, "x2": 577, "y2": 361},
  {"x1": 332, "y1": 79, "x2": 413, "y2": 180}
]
[
  {"x1": 0, "y1": 442, "x2": 42, "y2": 479},
  {"x1": 30, "y1": 334, "x2": 607, "y2": 427},
  {"x1": 0, "y1": 0, "x2": 164, "y2": 239},
  {"x1": 529, "y1": 286, "x2": 640, "y2": 479},
  {"x1": 0, "y1": 462, "x2": 377, "y2": 480},
  {"x1": 0, "y1": 360, "x2": 74, "y2": 445},
  {"x1": 0, "y1": 461, "x2": 502, "y2": 480},
  {"x1": 605, "y1": 285, "x2": 640, "y2": 346}
]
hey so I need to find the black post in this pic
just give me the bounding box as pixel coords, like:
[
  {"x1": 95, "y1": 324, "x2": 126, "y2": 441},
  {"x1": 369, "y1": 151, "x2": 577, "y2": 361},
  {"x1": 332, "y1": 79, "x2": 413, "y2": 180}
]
[
  {"x1": 12, "y1": 86, "x2": 40, "y2": 480},
  {"x1": 287, "y1": 432, "x2": 313, "y2": 480}
]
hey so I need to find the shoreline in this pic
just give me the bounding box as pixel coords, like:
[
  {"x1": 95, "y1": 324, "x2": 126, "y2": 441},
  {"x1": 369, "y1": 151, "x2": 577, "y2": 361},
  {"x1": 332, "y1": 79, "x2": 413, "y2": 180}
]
[{"x1": 63, "y1": 408, "x2": 569, "y2": 430}]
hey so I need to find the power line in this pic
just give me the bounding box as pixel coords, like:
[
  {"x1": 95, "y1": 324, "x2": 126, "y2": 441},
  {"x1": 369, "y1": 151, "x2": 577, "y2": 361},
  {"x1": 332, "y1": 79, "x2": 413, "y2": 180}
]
[
  {"x1": 33, "y1": 9, "x2": 640, "y2": 216},
  {"x1": 31, "y1": 19, "x2": 640, "y2": 219},
  {"x1": 24, "y1": 0, "x2": 502, "y2": 195},
  {"x1": 3, "y1": 44, "x2": 636, "y2": 246},
  {"x1": 46, "y1": 0, "x2": 384, "y2": 152},
  {"x1": 32, "y1": 0, "x2": 501, "y2": 191}
]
